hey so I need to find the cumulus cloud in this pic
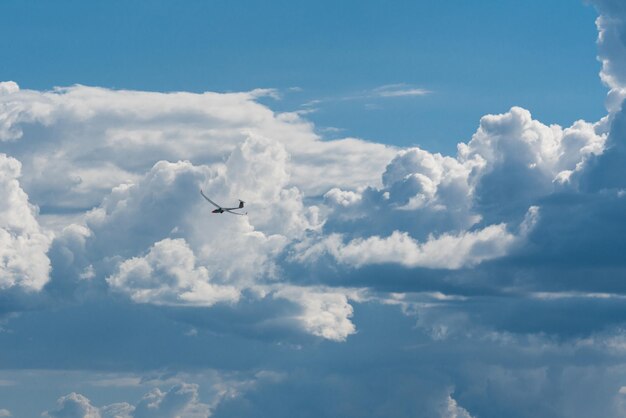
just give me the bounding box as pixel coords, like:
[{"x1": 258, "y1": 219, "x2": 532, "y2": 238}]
[
  {"x1": 107, "y1": 238, "x2": 240, "y2": 306},
  {"x1": 0, "y1": 80, "x2": 616, "y2": 353},
  {"x1": 133, "y1": 383, "x2": 209, "y2": 418},
  {"x1": 0, "y1": 81, "x2": 29, "y2": 141},
  {"x1": 593, "y1": 0, "x2": 626, "y2": 111},
  {"x1": 324, "y1": 187, "x2": 362, "y2": 207},
  {"x1": 65, "y1": 134, "x2": 317, "y2": 285},
  {"x1": 0, "y1": 83, "x2": 393, "y2": 214},
  {"x1": 302, "y1": 221, "x2": 523, "y2": 270},
  {"x1": 44, "y1": 135, "x2": 349, "y2": 340},
  {"x1": 43, "y1": 384, "x2": 211, "y2": 418},
  {"x1": 5, "y1": 95, "x2": 611, "y2": 344},
  {"x1": 12, "y1": 81, "x2": 605, "y2": 305},
  {"x1": 461, "y1": 107, "x2": 605, "y2": 226},
  {"x1": 75, "y1": 154, "x2": 287, "y2": 288},
  {"x1": 0, "y1": 154, "x2": 51, "y2": 291},
  {"x1": 273, "y1": 286, "x2": 357, "y2": 341},
  {"x1": 307, "y1": 105, "x2": 603, "y2": 270},
  {"x1": 42, "y1": 392, "x2": 101, "y2": 418}
]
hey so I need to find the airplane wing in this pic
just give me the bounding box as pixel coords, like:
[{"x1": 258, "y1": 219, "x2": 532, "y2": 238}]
[
  {"x1": 220, "y1": 200, "x2": 244, "y2": 211},
  {"x1": 200, "y1": 189, "x2": 222, "y2": 209},
  {"x1": 225, "y1": 209, "x2": 247, "y2": 216}
]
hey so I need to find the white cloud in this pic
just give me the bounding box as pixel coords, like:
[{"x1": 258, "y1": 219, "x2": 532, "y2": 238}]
[
  {"x1": 80, "y1": 135, "x2": 312, "y2": 284},
  {"x1": 302, "y1": 84, "x2": 430, "y2": 107},
  {"x1": 0, "y1": 410, "x2": 11, "y2": 417},
  {"x1": 43, "y1": 384, "x2": 211, "y2": 418},
  {"x1": 441, "y1": 395, "x2": 474, "y2": 418},
  {"x1": 0, "y1": 84, "x2": 613, "y2": 346},
  {"x1": 134, "y1": 383, "x2": 210, "y2": 418},
  {"x1": 42, "y1": 392, "x2": 101, "y2": 418},
  {"x1": 372, "y1": 84, "x2": 430, "y2": 98},
  {"x1": 298, "y1": 207, "x2": 535, "y2": 270},
  {"x1": 0, "y1": 81, "x2": 36, "y2": 141},
  {"x1": 0, "y1": 154, "x2": 51, "y2": 291},
  {"x1": 107, "y1": 238, "x2": 240, "y2": 307},
  {"x1": 381, "y1": 146, "x2": 474, "y2": 216},
  {"x1": 0, "y1": 82, "x2": 393, "y2": 213},
  {"x1": 324, "y1": 187, "x2": 363, "y2": 207},
  {"x1": 0, "y1": 40, "x2": 615, "y2": 349},
  {"x1": 100, "y1": 403, "x2": 134, "y2": 418},
  {"x1": 59, "y1": 136, "x2": 348, "y2": 340},
  {"x1": 312, "y1": 106, "x2": 605, "y2": 270},
  {"x1": 593, "y1": 0, "x2": 626, "y2": 112},
  {"x1": 219, "y1": 134, "x2": 321, "y2": 238},
  {"x1": 312, "y1": 107, "x2": 596, "y2": 270},
  {"x1": 0, "y1": 81, "x2": 18, "y2": 95},
  {"x1": 273, "y1": 286, "x2": 357, "y2": 341},
  {"x1": 460, "y1": 107, "x2": 606, "y2": 190},
  {"x1": 338, "y1": 226, "x2": 516, "y2": 269},
  {"x1": 376, "y1": 89, "x2": 429, "y2": 97}
]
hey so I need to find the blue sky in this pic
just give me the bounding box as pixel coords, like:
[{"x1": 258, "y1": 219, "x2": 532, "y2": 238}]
[
  {"x1": 0, "y1": 0, "x2": 604, "y2": 152},
  {"x1": 4, "y1": 1, "x2": 626, "y2": 417}
]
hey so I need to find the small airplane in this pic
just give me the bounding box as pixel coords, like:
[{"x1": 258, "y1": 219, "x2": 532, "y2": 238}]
[{"x1": 200, "y1": 189, "x2": 247, "y2": 216}]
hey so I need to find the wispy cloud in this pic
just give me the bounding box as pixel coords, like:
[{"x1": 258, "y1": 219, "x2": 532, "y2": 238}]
[
  {"x1": 248, "y1": 88, "x2": 282, "y2": 100},
  {"x1": 302, "y1": 83, "x2": 431, "y2": 107},
  {"x1": 371, "y1": 84, "x2": 431, "y2": 98}
]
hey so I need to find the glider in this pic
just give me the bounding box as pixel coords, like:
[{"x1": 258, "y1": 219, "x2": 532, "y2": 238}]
[{"x1": 200, "y1": 189, "x2": 247, "y2": 216}]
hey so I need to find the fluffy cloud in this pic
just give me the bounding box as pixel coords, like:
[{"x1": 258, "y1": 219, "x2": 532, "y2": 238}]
[
  {"x1": 0, "y1": 94, "x2": 612, "y2": 342},
  {"x1": 0, "y1": 153, "x2": 51, "y2": 291},
  {"x1": 273, "y1": 286, "x2": 357, "y2": 341},
  {"x1": 0, "y1": 84, "x2": 616, "y2": 352},
  {"x1": 49, "y1": 135, "x2": 350, "y2": 340},
  {"x1": 107, "y1": 238, "x2": 240, "y2": 306},
  {"x1": 42, "y1": 393, "x2": 101, "y2": 418},
  {"x1": 461, "y1": 108, "x2": 605, "y2": 232},
  {"x1": 133, "y1": 384, "x2": 210, "y2": 418},
  {"x1": 441, "y1": 395, "x2": 474, "y2": 418},
  {"x1": 306, "y1": 105, "x2": 602, "y2": 271},
  {"x1": 5, "y1": 80, "x2": 607, "y2": 301},
  {"x1": 43, "y1": 384, "x2": 210, "y2": 418},
  {"x1": 0, "y1": 81, "x2": 36, "y2": 141},
  {"x1": 301, "y1": 221, "x2": 522, "y2": 270},
  {"x1": 593, "y1": 0, "x2": 626, "y2": 111},
  {"x1": 63, "y1": 157, "x2": 275, "y2": 293},
  {"x1": 71, "y1": 134, "x2": 316, "y2": 283},
  {"x1": 0, "y1": 83, "x2": 393, "y2": 214}
]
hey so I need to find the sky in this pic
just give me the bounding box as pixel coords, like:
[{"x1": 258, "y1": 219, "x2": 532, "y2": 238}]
[
  {"x1": 2, "y1": 1, "x2": 626, "y2": 417},
  {"x1": 0, "y1": 0, "x2": 605, "y2": 152}
]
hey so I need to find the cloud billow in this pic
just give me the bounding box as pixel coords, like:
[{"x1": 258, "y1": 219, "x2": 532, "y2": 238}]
[
  {"x1": 0, "y1": 153, "x2": 51, "y2": 291},
  {"x1": 42, "y1": 384, "x2": 211, "y2": 418}
]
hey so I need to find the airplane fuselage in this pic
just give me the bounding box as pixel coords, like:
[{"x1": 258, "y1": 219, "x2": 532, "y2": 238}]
[{"x1": 201, "y1": 190, "x2": 245, "y2": 215}]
